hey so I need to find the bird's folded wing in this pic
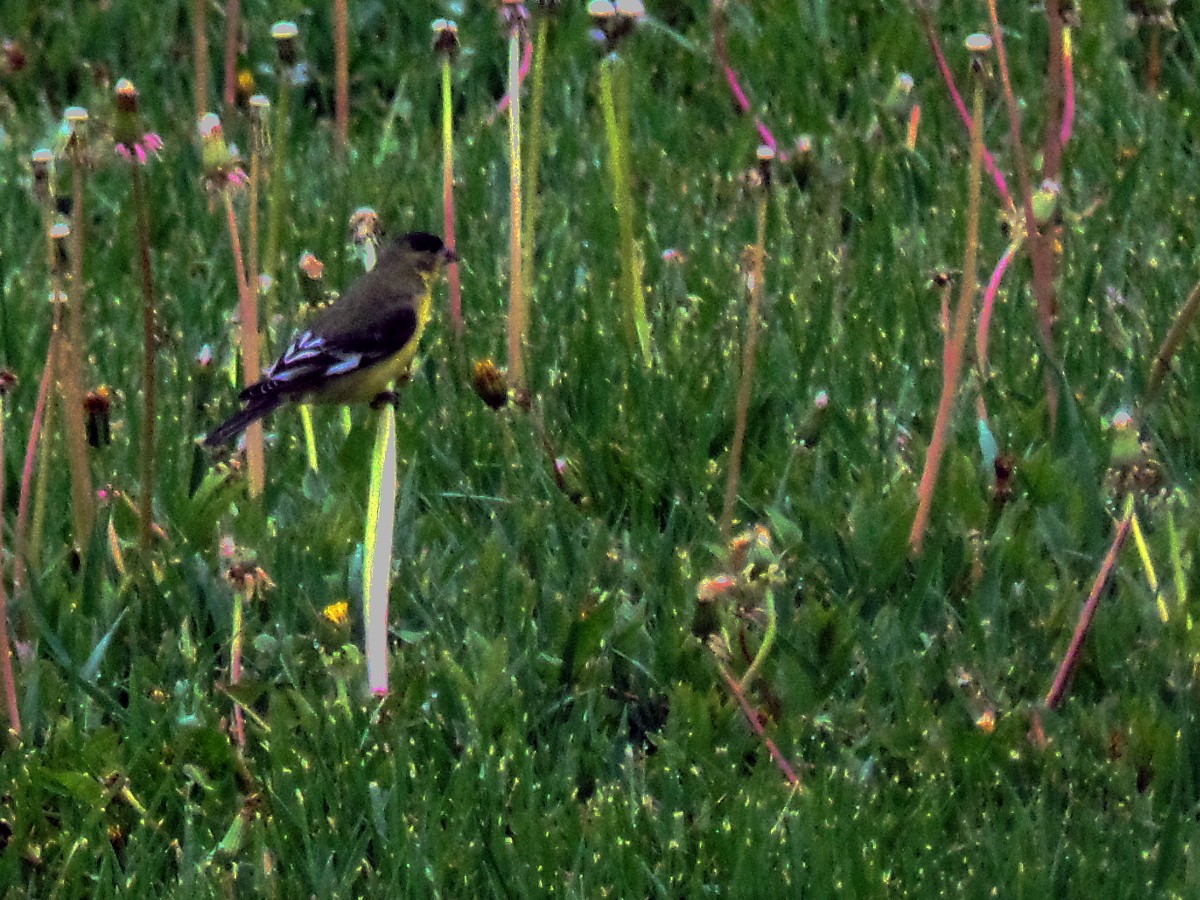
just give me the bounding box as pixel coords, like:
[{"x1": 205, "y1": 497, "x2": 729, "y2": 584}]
[{"x1": 240, "y1": 305, "x2": 418, "y2": 401}]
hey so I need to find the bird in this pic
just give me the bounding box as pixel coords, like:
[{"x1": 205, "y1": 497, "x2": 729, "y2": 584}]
[{"x1": 204, "y1": 230, "x2": 457, "y2": 447}]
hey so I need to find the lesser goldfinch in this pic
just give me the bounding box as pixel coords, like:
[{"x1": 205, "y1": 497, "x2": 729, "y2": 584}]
[{"x1": 204, "y1": 230, "x2": 456, "y2": 447}]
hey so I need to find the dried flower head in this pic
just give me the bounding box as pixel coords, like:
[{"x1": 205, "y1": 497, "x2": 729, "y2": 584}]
[
  {"x1": 0, "y1": 369, "x2": 17, "y2": 395},
  {"x1": 473, "y1": 358, "x2": 509, "y2": 409},
  {"x1": 113, "y1": 80, "x2": 163, "y2": 165},
  {"x1": 271, "y1": 21, "x2": 300, "y2": 67},
  {"x1": 2, "y1": 39, "x2": 25, "y2": 75},
  {"x1": 431, "y1": 19, "x2": 460, "y2": 57},
  {"x1": 84, "y1": 385, "x2": 112, "y2": 447},
  {"x1": 30, "y1": 148, "x2": 54, "y2": 202},
  {"x1": 198, "y1": 112, "x2": 248, "y2": 191}
]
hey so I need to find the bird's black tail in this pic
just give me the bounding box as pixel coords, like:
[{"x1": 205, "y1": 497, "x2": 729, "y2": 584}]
[{"x1": 203, "y1": 394, "x2": 282, "y2": 447}]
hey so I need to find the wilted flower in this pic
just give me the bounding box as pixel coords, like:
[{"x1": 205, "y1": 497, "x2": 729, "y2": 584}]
[
  {"x1": 431, "y1": 19, "x2": 460, "y2": 57},
  {"x1": 83, "y1": 385, "x2": 112, "y2": 447},
  {"x1": 472, "y1": 358, "x2": 509, "y2": 410},
  {"x1": 113, "y1": 79, "x2": 163, "y2": 165},
  {"x1": 198, "y1": 113, "x2": 249, "y2": 191}
]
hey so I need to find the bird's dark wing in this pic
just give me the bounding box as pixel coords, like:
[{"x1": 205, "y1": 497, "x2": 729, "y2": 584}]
[{"x1": 239, "y1": 303, "x2": 419, "y2": 401}]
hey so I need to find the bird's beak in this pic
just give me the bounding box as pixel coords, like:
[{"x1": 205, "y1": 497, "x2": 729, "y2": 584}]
[{"x1": 440, "y1": 246, "x2": 460, "y2": 264}]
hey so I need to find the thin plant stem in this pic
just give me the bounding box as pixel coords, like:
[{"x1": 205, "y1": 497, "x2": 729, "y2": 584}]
[
  {"x1": 1146, "y1": 277, "x2": 1200, "y2": 402},
  {"x1": 917, "y1": 10, "x2": 1012, "y2": 207},
  {"x1": 1148, "y1": 24, "x2": 1161, "y2": 93},
  {"x1": 987, "y1": 0, "x2": 1060, "y2": 424},
  {"x1": 63, "y1": 151, "x2": 95, "y2": 546},
  {"x1": 0, "y1": 392, "x2": 19, "y2": 741},
  {"x1": 909, "y1": 67, "x2": 985, "y2": 557},
  {"x1": 711, "y1": 1, "x2": 777, "y2": 152},
  {"x1": 363, "y1": 402, "x2": 398, "y2": 696},
  {"x1": 1045, "y1": 497, "x2": 1134, "y2": 710},
  {"x1": 721, "y1": 185, "x2": 768, "y2": 540},
  {"x1": 1060, "y1": 26, "x2": 1075, "y2": 147},
  {"x1": 192, "y1": 0, "x2": 209, "y2": 118},
  {"x1": 131, "y1": 166, "x2": 157, "y2": 558},
  {"x1": 738, "y1": 588, "x2": 776, "y2": 692},
  {"x1": 29, "y1": 380, "x2": 54, "y2": 573},
  {"x1": 223, "y1": 0, "x2": 241, "y2": 109},
  {"x1": 14, "y1": 322, "x2": 59, "y2": 603},
  {"x1": 1042, "y1": 0, "x2": 1066, "y2": 181},
  {"x1": 599, "y1": 54, "x2": 651, "y2": 366},
  {"x1": 491, "y1": 33, "x2": 533, "y2": 123},
  {"x1": 299, "y1": 407, "x2": 319, "y2": 472},
  {"x1": 265, "y1": 70, "x2": 291, "y2": 327},
  {"x1": 521, "y1": 14, "x2": 548, "y2": 341},
  {"x1": 333, "y1": 0, "x2": 349, "y2": 159},
  {"x1": 506, "y1": 25, "x2": 528, "y2": 395},
  {"x1": 441, "y1": 55, "x2": 463, "y2": 344},
  {"x1": 222, "y1": 191, "x2": 265, "y2": 498},
  {"x1": 976, "y1": 241, "x2": 1020, "y2": 388},
  {"x1": 717, "y1": 662, "x2": 800, "y2": 787},
  {"x1": 230, "y1": 585, "x2": 246, "y2": 747}
]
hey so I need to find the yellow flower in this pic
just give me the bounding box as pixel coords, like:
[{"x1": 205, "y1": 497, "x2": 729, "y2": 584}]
[{"x1": 323, "y1": 601, "x2": 350, "y2": 627}]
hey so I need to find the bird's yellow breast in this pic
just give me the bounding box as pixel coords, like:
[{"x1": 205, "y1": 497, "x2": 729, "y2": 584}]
[{"x1": 309, "y1": 278, "x2": 433, "y2": 404}]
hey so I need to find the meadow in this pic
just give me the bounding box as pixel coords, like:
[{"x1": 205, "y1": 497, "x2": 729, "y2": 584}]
[{"x1": 1, "y1": 0, "x2": 1199, "y2": 894}]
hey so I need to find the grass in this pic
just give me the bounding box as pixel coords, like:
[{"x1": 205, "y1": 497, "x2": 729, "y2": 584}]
[{"x1": 1, "y1": 0, "x2": 1200, "y2": 893}]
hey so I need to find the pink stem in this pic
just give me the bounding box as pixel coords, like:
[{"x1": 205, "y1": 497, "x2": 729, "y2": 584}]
[
  {"x1": 1059, "y1": 30, "x2": 1075, "y2": 147},
  {"x1": 491, "y1": 34, "x2": 533, "y2": 121},
  {"x1": 922, "y1": 18, "x2": 1013, "y2": 207},
  {"x1": 720, "y1": 64, "x2": 777, "y2": 152},
  {"x1": 0, "y1": 400, "x2": 20, "y2": 739},
  {"x1": 14, "y1": 329, "x2": 57, "y2": 602},
  {"x1": 718, "y1": 664, "x2": 800, "y2": 787},
  {"x1": 976, "y1": 243, "x2": 1018, "y2": 377},
  {"x1": 1044, "y1": 509, "x2": 1133, "y2": 710}
]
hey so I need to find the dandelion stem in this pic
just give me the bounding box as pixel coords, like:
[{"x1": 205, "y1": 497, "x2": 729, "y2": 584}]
[
  {"x1": 1045, "y1": 498, "x2": 1134, "y2": 710},
  {"x1": 909, "y1": 64, "x2": 984, "y2": 557},
  {"x1": 721, "y1": 179, "x2": 768, "y2": 540},
  {"x1": 14, "y1": 320, "x2": 58, "y2": 604},
  {"x1": 987, "y1": 0, "x2": 1060, "y2": 426},
  {"x1": 522, "y1": 14, "x2": 548, "y2": 340},
  {"x1": 223, "y1": 0, "x2": 240, "y2": 109},
  {"x1": 63, "y1": 150, "x2": 95, "y2": 547},
  {"x1": 506, "y1": 25, "x2": 528, "y2": 395},
  {"x1": 599, "y1": 54, "x2": 650, "y2": 366},
  {"x1": 1146, "y1": 276, "x2": 1200, "y2": 402},
  {"x1": 222, "y1": 191, "x2": 265, "y2": 498},
  {"x1": 192, "y1": 0, "x2": 209, "y2": 118},
  {"x1": 131, "y1": 166, "x2": 157, "y2": 558},
  {"x1": 363, "y1": 401, "x2": 397, "y2": 696},
  {"x1": 230, "y1": 585, "x2": 246, "y2": 748},
  {"x1": 333, "y1": 0, "x2": 349, "y2": 159},
  {"x1": 441, "y1": 54, "x2": 463, "y2": 344},
  {"x1": 0, "y1": 391, "x2": 18, "y2": 741}
]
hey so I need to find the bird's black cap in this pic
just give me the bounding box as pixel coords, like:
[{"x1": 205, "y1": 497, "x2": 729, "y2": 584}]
[{"x1": 399, "y1": 231, "x2": 446, "y2": 253}]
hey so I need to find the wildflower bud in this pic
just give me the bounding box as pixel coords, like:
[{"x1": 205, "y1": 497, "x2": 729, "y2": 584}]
[
  {"x1": 248, "y1": 93, "x2": 270, "y2": 117},
  {"x1": 196, "y1": 344, "x2": 215, "y2": 369},
  {"x1": 472, "y1": 358, "x2": 509, "y2": 410},
  {"x1": 0, "y1": 369, "x2": 18, "y2": 395},
  {"x1": 431, "y1": 19, "x2": 460, "y2": 58},
  {"x1": 796, "y1": 389, "x2": 830, "y2": 448},
  {"x1": 883, "y1": 72, "x2": 915, "y2": 116},
  {"x1": 31, "y1": 148, "x2": 54, "y2": 203},
  {"x1": 83, "y1": 386, "x2": 112, "y2": 447},
  {"x1": 271, "y1": 21, "x2": 300, "y2": 68}
]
